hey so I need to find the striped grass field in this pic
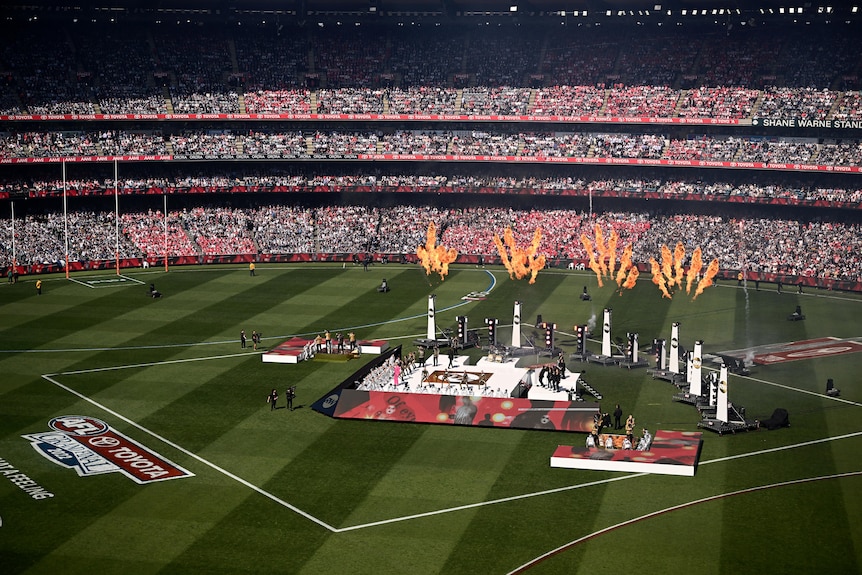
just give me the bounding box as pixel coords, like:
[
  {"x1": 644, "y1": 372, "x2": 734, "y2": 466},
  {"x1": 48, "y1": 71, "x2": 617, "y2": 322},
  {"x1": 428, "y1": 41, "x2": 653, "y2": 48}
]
[{"x1": 1, "y1": 263, "x2": 860, "y2": 575}]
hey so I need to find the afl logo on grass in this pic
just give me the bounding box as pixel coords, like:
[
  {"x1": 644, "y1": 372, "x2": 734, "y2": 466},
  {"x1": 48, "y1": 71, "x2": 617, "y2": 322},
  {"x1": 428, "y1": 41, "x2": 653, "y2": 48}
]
[
  {"x1": 49, "y1": 415, "x2": 109, "y2": 436},
  {"x1": 23, "y1": 416, "x2": 194, "y2": 484}
]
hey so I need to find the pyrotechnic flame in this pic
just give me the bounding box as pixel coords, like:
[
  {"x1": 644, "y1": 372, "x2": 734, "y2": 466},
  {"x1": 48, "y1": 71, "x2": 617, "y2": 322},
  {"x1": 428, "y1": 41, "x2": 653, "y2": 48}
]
[
  {"x1": 693, "y1": 258, "x2": 720, "y2": 300},
  {"x1": 494, "y1": 226, "x2": 546, "y2": 284},
  {"x1": 580, "y1": 234, "x2": 604, "y2": 287},
  {"x1": 686, "y1": 247, "x2": 703, "y2": 294},
  {"x1": 651, "y1": 243, "x2": 719, "y2": 300},
  {"x1": 416, "y1": 222, "x2": 458, "y2": 280},
  {"x1": 621, "y1": 266, "x2": 639, "y2": 292},
  {"x1": 615, "y1": 243, "x2": 634, "y2": 286},
  {"x1": 608, "y1": 229, "x2": 619, "y2": 280},
  {"x1": 660, "y1": 244, "x2": 673, "y2": 283},
  {"x1": 649, "y1": 257, "x2": 672, "y2": 299},
  {"x1": 581, "y1": 225, "x2": 637, "y2": 292},
  {"x1": 594, "y1": 224, "x2": 609, "y2": 278},
  {"x1": 672, "y1": 242, "x2": 686, "y2": 288}
]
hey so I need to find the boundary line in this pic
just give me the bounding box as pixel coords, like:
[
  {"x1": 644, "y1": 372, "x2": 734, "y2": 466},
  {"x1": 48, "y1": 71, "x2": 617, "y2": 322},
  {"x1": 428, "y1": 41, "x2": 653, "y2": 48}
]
[
  {"x1": 41, "y1": 373, "x2": 339, "y2": 533},
  {"x1": 42, "y1": 357, "x2": 862, "y2": 534},
  {"x1": 506, "y1": 470, "x2": 862, "y2": 575},
  {"x1": 68, "y1": 274, "x2": 147, "y2": 289}
]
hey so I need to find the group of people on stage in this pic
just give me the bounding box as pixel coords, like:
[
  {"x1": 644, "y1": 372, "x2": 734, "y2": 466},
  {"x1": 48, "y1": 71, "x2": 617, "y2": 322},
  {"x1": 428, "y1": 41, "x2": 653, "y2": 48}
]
[
  {"x1": 586, "y1": 408, "x2": 649, "y2": 451},
  {"x1": 313, "y1": 330, "x2": 357, "y2": 354}
]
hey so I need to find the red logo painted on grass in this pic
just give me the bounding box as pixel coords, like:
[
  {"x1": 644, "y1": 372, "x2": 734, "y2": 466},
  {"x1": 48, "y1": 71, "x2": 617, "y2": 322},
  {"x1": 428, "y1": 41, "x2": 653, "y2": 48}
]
[
  {"x1": 24, "y1": 416, "x2": 194, "y2": 484},
  {"x1": 754, "y1": 340, "x2": 862, "y2": 365}
]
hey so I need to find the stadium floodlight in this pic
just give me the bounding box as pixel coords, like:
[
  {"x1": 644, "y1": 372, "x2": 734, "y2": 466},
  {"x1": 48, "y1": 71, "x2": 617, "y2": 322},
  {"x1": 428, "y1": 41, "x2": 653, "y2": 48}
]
[
  {"x1": 681, "y1": 9, "x2": 687, "y2": 15},
  {"x1": 780, "y1": 7, "x2": 785, "y2": 13},
  {"x1": 510, "y1": 5, "x2": 517, "y2": 12},
  {"x1": 654, "y1": 4, "x2": 661, "y2": 10},
  {"x1": 852, "y1": 6, "x2": 858, "y2": 12}
]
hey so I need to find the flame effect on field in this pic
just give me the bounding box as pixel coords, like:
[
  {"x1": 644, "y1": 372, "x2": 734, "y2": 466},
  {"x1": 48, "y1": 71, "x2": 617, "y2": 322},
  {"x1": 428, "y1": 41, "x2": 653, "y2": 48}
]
[
  {"x1": 649, "y1": 242, "x2": 720, "y2": 300},
  {"x1": 416, "y1": 222, "x2": 458, "y2": 280},
  {"x1": 694, "y1": 258, "x2": 720, "y2": 300},
  {"x1": 581, "y1": 224, "x2": 637, "y2": 293},
  {"x1": 494, "y1": 227, "x2": 546, "y2": 284}
]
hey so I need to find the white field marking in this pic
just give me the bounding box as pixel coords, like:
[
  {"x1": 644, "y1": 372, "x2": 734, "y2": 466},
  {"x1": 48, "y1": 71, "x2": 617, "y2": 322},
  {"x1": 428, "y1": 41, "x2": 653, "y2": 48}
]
[
  {"x1": 734, "y1": 372, "x2": 862, "y2": 407},
  {"x1": 699, "y1": 430, "x2": 862, "y2": 466},
  {"x1": 48, "y1": 351, "x2": 260, "y2": 376},
  {"x1": 120, "y1": 274, "x2": 147, "y2": 285},
  {"x1": 334, "y1": 473, "x2": 648, "y2": 533},
  {"x1": 334, "y1": 428, "x2": 862, "y2": 532},
  {"x1": 43, "y1": 351, "x2": 862, "y2": 534},
  {"x1": 68, "y1": 277, "x2": 97, "y2": 289},
  {"x1": 506, "y1": 470, "x2": 862, "y2": 575},
  {"x1": 41, "y1": 373, "x2": 339, "y2": 533},
  {"x1": 0, "y1": 289, "x2": 476, "y2": 354},
  {"x1": 68, "y1": 274, "x2": 146, "y2": 289}
]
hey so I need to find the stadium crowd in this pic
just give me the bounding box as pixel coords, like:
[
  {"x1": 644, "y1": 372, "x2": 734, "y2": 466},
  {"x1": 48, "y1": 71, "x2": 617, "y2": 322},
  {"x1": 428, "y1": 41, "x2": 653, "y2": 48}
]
[
  {"x1": 2, "y1": 172, "x2": 861, "y2": 208},
  {"x1": 2, "y1": 205, "x2": 860, "y2": 282},
  {"x1": 2, "y1": 129, "x2": 862, "y2": 169}
]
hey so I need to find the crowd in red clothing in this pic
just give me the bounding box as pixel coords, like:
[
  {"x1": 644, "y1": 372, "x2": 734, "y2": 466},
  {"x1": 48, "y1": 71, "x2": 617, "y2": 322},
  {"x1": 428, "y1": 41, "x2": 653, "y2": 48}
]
[{"x1": 2, "y1": 205, "x2": 860, "y2": 282}]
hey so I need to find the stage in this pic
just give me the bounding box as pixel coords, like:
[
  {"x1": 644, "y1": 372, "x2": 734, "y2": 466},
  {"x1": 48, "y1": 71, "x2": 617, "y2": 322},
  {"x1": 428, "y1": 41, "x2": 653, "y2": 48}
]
[
  {"x1": 550, "y1": 430, "x2": 703, "y2": 476},
  {"x1": 261, "y1": 338, "x2": 389, "y2": 364},
  {"x1": 385, "y1": 353, "x2": 581, "y2": 402}
]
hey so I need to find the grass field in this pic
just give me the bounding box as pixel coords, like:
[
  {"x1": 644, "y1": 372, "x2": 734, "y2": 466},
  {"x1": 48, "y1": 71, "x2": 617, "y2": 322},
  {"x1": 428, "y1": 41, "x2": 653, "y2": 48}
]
[{"x1": 1, "y1": 263, "x2": 860, "y2": 575}]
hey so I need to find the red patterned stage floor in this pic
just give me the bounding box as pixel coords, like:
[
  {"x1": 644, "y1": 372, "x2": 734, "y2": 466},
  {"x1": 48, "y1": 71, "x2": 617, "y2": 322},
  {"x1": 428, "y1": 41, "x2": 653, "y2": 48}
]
[
  {"x1": 261, "y1": 338, "x2": 313, "y2": 364},
  {"x1": 550, "y1": 430, "x2": 703, "y2": 476}
]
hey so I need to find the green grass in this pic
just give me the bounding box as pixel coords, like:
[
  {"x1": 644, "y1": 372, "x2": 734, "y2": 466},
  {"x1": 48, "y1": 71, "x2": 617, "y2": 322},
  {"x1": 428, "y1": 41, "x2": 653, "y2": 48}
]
[{"x1": 1, "y1": 263, "x2": 860, "y2": 575}]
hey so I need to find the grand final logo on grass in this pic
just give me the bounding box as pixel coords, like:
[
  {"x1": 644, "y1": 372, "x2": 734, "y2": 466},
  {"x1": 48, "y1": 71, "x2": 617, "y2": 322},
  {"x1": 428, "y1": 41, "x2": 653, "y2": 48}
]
[{"x1": 22, "y1": 416, "x2": 194, "y2": 484}]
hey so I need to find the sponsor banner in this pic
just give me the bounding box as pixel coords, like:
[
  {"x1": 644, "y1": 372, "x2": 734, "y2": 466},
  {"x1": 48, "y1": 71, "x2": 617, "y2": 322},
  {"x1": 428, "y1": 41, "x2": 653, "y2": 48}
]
[
  {"x1": 2, "y1": 151, "x2": 860, "y2": 174},
  {"x1": 0, "y1": 112, "x2": 742, "y2": 125},
  {"x1": 22, "y1": 416, "x2": 194, "y2": 484},
  {"x1": 332, "y1": 389, "x2": 599, "y2": 433},
  {"x1": 753, "y1": 118, "x2": 862, "y2": 131},
  {"x1": 0, "y1": 155, "x2": 172, "y2": 164}
]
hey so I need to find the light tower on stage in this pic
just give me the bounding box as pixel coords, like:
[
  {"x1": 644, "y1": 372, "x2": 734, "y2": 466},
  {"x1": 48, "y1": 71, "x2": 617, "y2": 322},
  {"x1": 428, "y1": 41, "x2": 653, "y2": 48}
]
[
  {"x1": 653, "y1": 338, "x2": 667, "y2": 369},
  {"x1": 717, "y1": 364, "x2": 729, "y2": 422},
  {"x1": 457, "y1": 316, "x2": 468, "y2": 346},
  {"x1": 601, "y1": 308, "x2": 612, "y2": 357},
  {"x1": 427, "y1": 294, "x2": 437, "y2": 340},
  {"x1": 575, "y1": 325, "x2": 587, "y2": 358},
  {"x1": 512, "y1": 301, "x2": 522, "y2": 348},
  {"x1": 540, "y1": 322, "x2": 556, "y2": 352},
  {"x1": 669, "y1": 322, "x2": 681, "y2": 374},
  {"x1": 486, "y1": 318, "x2": 498, "y2": 348},
  {"x1": 689, "y1": 340, "x2": 704, "y2": 396}
]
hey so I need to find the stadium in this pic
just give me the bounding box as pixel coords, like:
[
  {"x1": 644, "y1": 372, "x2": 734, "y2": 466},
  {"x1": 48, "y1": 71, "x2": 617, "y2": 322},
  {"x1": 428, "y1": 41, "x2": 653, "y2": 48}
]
[{"x1": 1, "y1": 0, "x2": 861, "y2": 573}]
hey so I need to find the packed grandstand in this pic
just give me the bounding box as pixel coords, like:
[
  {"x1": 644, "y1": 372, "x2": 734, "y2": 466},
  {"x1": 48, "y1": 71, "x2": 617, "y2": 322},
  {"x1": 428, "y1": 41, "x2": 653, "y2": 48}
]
[{"x1": 0, "y1": 13, "x2": 860, "y2": 291}]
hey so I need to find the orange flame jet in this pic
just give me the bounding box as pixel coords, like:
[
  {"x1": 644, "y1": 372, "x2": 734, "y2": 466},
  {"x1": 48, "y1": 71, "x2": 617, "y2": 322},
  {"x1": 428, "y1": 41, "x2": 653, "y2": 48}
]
[
  {"x1": 494, "y1": 227, "x2": 546, "y2": 284},
  {"x1": 416, "y1": 222, "x2": 458, "y2": 280}
]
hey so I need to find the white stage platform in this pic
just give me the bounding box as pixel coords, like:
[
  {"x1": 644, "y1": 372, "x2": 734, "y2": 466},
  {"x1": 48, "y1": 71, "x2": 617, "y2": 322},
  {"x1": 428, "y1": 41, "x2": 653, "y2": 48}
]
[{"x1": 392, "y1": 354, "x2": 580, "y2": 401}]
